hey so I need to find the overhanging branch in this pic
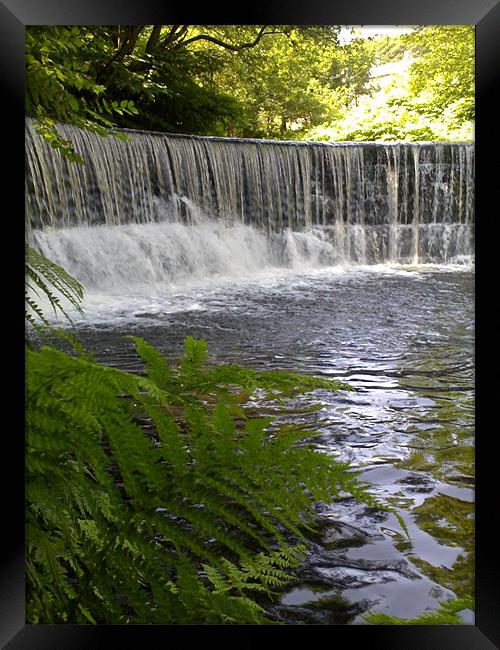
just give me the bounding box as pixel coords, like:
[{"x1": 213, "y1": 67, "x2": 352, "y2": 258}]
[{"x1": 173, "y1": 26, "x2": 285, "y2": 52}]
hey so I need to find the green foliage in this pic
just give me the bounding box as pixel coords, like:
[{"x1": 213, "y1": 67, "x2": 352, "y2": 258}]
[
  {"x1": 25, "y1": 243, "x2": 84, "y2": 343},
  {"x1": 365, "y1": 34, "x2": 410, "y2": 65},
  {"x1": 108, "y1": 43, "x2": 244, "y2": 136},
  {"x1": 26, "y1": 26, "x2": 139, "y2": 161},
  {"x1": 406, "y1": 26, "x2": 474, "y2": 123},
  {"x1": 24, "y1": 236, "x2": 406, "y2": 625},
  {"x1": 202, "y1": 26, "x2": 344, "y2": 139},
  {"x1": 328, "y1": 38, "x2": 377, "y2": 106},
  {"x1": 26, "y1": 24, "x2": 473, "y2": 144},
  {"x1": 27, "y1": 327, "x2": 386, "y2": 624},
  {"x1": 307, "y1": 26, "x2": 474, "y2": 143},
  {"x1": 364, "y1": 596, "x2": 474, "y2": 625}
]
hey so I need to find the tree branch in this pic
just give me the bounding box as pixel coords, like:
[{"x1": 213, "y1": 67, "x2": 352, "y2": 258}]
[
  {"x1": 145, "y1": 25, "x2": 162, "y2": 54},
  {"x1": 173, "y1": 26, "x2": 282, "y2": 52},
  {"x1": 161, "y1": 25, "x2": 189, "y2": 48},
  {"x1": 97, "y1": 26, "x2": 144, "y2": 86}
]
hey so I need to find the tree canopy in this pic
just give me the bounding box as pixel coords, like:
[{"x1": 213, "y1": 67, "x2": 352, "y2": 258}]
[
  {"x1": 307, "y1": 26, "x2": 475, "y2": 142},
  {"x1": 26, "y1": 24, "x2": 475, "y2": 150}
]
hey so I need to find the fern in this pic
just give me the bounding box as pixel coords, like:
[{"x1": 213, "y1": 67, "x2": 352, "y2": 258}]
[
  {"x1": 25, "y1": 254, "x2": 399, "y2": 624},
  {"x1": 26, "y1": 333, "x2": 389, "y2": 624},
  {"x1": 25, "y1": 243, "x2": 86, "y2": 356},
  {"x1": 26, "y1": 243, "x2": 84, "y2": 323}
]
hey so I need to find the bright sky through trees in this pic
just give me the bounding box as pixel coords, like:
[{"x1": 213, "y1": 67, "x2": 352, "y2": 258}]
[{"x1": 339, "y1": 26, "x2": 416, "y2": 43}]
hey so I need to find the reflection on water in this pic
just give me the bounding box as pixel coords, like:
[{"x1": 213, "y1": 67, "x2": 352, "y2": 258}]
[{"x1": 67, "y1": 266, "x2": 474, "y2": 624}]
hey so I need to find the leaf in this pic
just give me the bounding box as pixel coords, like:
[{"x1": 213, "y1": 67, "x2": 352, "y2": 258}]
[{"x1": 27, "y1": 320, "x2": 388, "y2": 625}]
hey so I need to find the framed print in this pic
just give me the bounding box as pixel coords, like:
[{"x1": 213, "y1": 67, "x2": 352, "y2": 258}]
[{"x1": 3, "y1": 0, "x2": 499, "y2": 647}]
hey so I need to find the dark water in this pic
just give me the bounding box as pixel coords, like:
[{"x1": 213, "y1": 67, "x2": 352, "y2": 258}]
[{"x1": 67, "y1": 265, "x2": 474, "y2": 624}]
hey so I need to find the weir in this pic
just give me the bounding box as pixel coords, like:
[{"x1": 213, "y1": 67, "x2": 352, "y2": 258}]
[{"x1": 26, "y1": 120, "x2": 474, "y2": 274}]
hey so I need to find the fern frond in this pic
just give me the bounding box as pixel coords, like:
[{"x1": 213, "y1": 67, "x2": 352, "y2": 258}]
[
  {"x1": 27, "y1": 334, "x2": 394, "y2": 625},
  {"x1": 25, "y1": 243, "x2": 84, "y2": 342}
]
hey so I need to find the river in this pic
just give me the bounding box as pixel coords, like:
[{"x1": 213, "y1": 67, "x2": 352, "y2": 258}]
[
  {"x1": 39, "y1": 258, "x2": 474, "y2": 624},
  {"x1": 26, "y1": 123, "x2": 474, "y2": 624}
]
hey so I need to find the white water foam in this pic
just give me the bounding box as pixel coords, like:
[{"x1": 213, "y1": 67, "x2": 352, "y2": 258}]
[{"x1": 28, "y1": 215, "x2": 473, "y2": 326}]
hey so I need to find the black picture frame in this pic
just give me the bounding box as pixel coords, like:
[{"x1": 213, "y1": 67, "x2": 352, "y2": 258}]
[{"x1": 4, "y1": 1, "x2": 499, "y2": 647}]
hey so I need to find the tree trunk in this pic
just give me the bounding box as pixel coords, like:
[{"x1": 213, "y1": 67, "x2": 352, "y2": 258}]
[
  {"x1": 145, "y1": 25, "x2": 162, "y2": 54},
  {"x1": 280, "y1": 113, "x2": 287, "y2": 136},
  {"x1": 98, "y1": 26, "x2": 144, "y2": 86}
]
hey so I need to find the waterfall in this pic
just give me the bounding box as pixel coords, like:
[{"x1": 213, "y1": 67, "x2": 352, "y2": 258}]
[
  {"x1": 412, "y1": 147, "x2": 420, "y2": 264},
  {"x1": 25, "y1": 119, "x2": 474, "y2": 291}
]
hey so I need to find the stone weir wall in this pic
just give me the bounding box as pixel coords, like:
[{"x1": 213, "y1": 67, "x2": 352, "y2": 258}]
[{"x1": 26, "y1": 120, "x2": 474, "y2": 231}]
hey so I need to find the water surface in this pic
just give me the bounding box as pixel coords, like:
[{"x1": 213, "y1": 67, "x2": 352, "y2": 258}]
[{"x1": 64, "y1": 264, "x2": 474, "y2": 624}]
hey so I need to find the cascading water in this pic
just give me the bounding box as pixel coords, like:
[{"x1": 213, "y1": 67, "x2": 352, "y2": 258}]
[
  {"x1": 26, "y1": 120, "x2": 474, "y2": 299},
  {"x1": 25, "y1": 121, "x2": 475, "y2": 623}
]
